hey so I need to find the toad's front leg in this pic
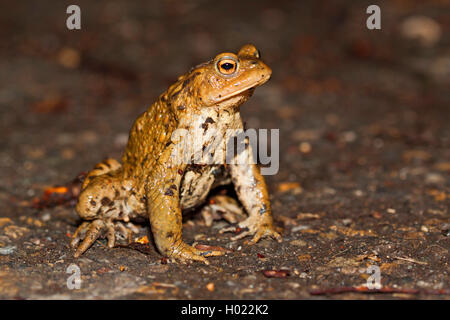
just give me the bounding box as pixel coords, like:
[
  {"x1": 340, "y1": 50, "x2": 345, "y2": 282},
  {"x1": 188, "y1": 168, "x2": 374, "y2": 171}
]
[
  {"x1": 148, "y1": 185, "x2": 225, "y2": 264},
  {"x1": 221, "y1": 157, "x2": 282, "y2": 244},
  {"x1": 146, "y1": 154, "x2": 225, "y2": 264}
]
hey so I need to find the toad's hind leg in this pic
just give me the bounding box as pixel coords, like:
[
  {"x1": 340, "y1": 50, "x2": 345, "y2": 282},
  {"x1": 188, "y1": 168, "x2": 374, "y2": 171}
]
[
  {"x1": 81, "y1": 158, "x2": 122, "y2": 189},
  {"x1": 201, "y1": 195, "x2": 246, "y2": 227},
  {"x1": 71, "y1": 159, "x2": 139, "y2": 257},
  {"x1": 76, "y1": 158, "x2": 124, "y2": 221}
]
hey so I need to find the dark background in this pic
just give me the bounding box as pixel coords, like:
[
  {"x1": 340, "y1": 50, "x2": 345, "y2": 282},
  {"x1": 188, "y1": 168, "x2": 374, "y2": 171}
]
[{"x1": 0, "y1": 0, "x2": 448, "y2": 299}]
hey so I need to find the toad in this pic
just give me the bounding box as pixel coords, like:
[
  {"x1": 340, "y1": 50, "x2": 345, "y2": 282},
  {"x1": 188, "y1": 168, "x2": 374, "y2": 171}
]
[{"x1": 71, "y1": 44, "x2": 281, "y2": 264}]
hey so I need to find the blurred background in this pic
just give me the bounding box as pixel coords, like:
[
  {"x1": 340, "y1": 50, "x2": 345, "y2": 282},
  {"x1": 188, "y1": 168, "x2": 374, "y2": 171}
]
[
  {"x1": 0, "y1": 0, "x2": 448, "y2": 188},
  {"x1": 0, "y1": 0, "x2": 448, "y2": 299}
]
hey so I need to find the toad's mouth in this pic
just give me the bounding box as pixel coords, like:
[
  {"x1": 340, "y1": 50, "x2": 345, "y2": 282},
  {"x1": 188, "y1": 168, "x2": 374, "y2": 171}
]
[
  {"x1": 211, "y1": 88, "x2": 255, "y2": 109},
  {"x1": 214, "y1": 86, "x2": 256, "y2": 106}
]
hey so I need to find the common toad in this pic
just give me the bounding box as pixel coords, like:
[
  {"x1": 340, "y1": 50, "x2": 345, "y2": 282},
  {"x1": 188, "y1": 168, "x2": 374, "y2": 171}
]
[{"x1": 71, "y1": 44, "x2": 281, "y2": 264}]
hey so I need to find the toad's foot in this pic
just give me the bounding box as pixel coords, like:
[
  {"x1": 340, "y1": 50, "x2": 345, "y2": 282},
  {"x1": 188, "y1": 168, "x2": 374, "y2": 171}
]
[
  {"x1": 167, "y1": 241, "x2": 225, "y2": 265},
  {"x1": 71, "y1": 219, "x2": 139, "y2": 257},
  {"x1": 219, "y1": 216, "x2": 282, "y2": 244},
  {"x1": 201, "y1": 195, "x2": 246, "y2": 227}
]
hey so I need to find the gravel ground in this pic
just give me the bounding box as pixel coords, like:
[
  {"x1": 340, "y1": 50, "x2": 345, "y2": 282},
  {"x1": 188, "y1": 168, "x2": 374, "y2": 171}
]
[{"x1": 0, "y1": 0, "x2": 448, "y2": 299}]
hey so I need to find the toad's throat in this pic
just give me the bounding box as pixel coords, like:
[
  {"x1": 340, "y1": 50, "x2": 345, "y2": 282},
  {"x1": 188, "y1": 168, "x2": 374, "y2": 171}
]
[{"x1": 212, "y1": 87, "x2": 255, "y2": 109}]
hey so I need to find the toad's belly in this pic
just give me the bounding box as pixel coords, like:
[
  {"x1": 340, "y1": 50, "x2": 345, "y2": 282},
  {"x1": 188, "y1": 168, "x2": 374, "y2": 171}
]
[{"x1": 179, "y1": 164, "x2": 230, "y2": 210}]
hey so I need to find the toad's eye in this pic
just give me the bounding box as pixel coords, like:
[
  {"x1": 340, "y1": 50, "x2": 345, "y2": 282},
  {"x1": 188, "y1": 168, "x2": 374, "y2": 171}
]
[{"x1": 216, "y1": 58, "x2": 238, "y2": 75}]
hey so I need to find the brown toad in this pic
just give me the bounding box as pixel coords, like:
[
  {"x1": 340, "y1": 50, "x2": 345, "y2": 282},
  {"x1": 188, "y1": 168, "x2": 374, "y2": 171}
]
[{"x1": 71, "y1": 44, "x2": 281, "y2": 264}]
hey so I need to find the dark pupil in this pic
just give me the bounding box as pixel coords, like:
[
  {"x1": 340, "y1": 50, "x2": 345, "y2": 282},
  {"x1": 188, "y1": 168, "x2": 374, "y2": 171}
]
[{"x1": 221, "y1": 62, "x2": 234, "y2": 71}]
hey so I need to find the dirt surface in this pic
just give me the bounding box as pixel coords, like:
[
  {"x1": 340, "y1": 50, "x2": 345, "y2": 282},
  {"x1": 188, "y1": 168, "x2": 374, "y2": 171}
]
[{"x1": 0, "y1": 0, "x2": 449, "y2": 300}]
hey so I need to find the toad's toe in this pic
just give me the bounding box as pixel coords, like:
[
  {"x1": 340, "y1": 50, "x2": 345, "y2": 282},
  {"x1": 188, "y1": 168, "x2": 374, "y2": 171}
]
[{"x1": 73, "y1": 219, "x2": 106, "y2": 257}]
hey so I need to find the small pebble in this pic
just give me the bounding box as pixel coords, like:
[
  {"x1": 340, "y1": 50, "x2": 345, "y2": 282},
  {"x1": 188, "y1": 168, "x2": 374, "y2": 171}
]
[
  {"x1": 206, "y1": 282, "x2": 215, "y2": 292},
  {"x1": 425, "y1": 173, "x2": 445, "y2": 185},
  {"x1": 341, "y1": 218, "x2": 352, "y2": 226},
  {"x1": 400, "y1": 15, "x2": 442, "y2": 47},
  {"x1": 291, "y1": 225, "x2": 310, "y2": 232},
  {"x1": 299, "y1": 142, "x2": 311, "y2": 153},
  {"x1": 290, "y1": 239, "x2": 306, "y2": 247},
  {"x1": 0, "y1": 245, "x2": 16, "y2": 255},
  {"x1": 342, "y1": 131, "x2": 357, "y2": 143}
]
